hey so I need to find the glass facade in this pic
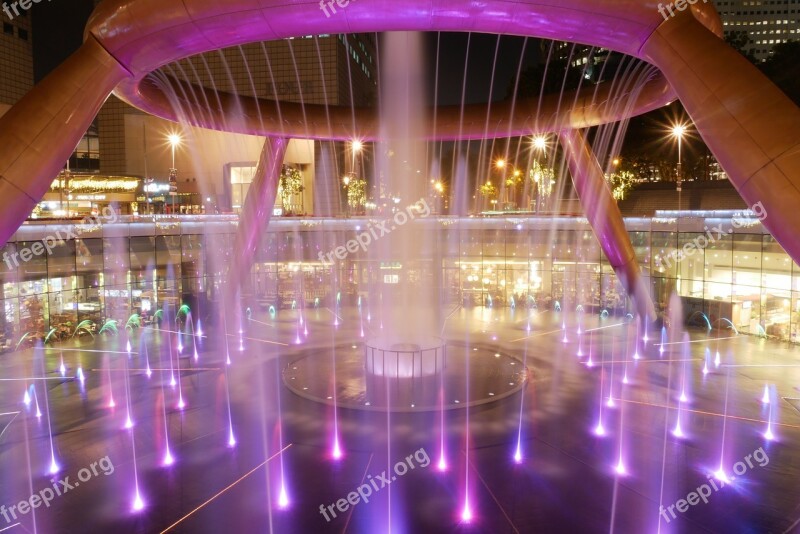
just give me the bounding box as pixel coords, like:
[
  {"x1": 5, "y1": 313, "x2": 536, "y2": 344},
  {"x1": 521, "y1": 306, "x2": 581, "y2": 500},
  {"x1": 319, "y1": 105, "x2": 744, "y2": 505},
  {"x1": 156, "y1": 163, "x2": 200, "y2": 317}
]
[{"x1": 1, "y1": 212, "x2": 798, "y2": 350}]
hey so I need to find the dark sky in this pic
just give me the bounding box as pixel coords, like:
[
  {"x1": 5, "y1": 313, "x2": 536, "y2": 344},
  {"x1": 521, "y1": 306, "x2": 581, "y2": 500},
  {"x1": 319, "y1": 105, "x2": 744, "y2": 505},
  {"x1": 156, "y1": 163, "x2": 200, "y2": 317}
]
[
  {"x1": 32, "y1": 1, "x2": 94, "y2": 82},
  {"x1": 424, "y1": 33, "x2": 540, "y2": 105},
  {"x1": 32, "y1": 3, "x2": 539, "y2": 105}
]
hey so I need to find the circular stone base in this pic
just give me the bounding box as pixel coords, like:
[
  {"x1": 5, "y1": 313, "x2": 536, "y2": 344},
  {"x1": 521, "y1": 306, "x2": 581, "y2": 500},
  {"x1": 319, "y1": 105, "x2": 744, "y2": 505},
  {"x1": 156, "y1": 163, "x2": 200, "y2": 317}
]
[{"x1": 283, "y1": 341, "x2": 528, "y2": 412}]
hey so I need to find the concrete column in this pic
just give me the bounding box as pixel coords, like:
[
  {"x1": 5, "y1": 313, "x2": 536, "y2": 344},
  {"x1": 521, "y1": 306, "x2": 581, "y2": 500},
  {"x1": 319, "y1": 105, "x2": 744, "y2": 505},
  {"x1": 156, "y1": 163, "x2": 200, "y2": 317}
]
[
  {"x1": 0, "y1": 36, "x2": 129, "y2": 246},
  {"x1": 642, "y1": 11, "x2": 800, "y2": 266},
  {"x1": 559, "y1": 129, "x2": 656, "y2": 320}
]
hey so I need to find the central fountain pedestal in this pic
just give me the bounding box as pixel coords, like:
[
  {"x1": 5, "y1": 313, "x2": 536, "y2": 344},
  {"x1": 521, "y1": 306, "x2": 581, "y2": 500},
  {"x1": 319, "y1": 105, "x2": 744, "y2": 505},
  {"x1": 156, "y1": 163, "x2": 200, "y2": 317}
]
[
  {"x1": 364, "y1": 336, "x2": 446, "y2": 377},
  {"x1": 283, "y1": 341, "x2": 526, "y2": 412}
]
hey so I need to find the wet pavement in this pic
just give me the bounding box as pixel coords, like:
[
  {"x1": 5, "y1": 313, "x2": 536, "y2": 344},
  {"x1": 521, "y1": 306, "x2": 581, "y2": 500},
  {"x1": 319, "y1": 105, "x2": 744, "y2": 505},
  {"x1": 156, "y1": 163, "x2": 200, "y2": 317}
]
[{"x1": 0, "y1": 307, "x2": 798, "y2": 533}]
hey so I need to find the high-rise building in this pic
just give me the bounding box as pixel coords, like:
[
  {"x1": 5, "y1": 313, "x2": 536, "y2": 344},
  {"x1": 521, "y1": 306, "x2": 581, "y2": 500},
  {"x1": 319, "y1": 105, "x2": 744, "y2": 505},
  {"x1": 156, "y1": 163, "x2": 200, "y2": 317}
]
[
  {"x1": 713, "y1": 0, "x2": 800, "y2": 61},
  {"x1": 0, "y1": 10, "x2": 33, "y2": 114}
]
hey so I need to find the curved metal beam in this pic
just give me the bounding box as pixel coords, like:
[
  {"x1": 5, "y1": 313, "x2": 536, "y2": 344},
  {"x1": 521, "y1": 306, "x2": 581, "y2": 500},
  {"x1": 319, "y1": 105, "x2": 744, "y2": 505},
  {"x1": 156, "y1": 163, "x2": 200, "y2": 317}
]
[
  {"x1": 230, "y1": 137, "x2": 288, "y2": 287},
  {"x1": 642, "y1": 11, "x2": 800, "y2": 266},
  {"x1": 559, "y1": 129, "x2": 656, "y2": 320},
  {"x1": 0, "y1": 36, "x2": 128, "y2": 246},
  {"x1": 123, "y1": 70, "x2": 676, "y2": 141}
]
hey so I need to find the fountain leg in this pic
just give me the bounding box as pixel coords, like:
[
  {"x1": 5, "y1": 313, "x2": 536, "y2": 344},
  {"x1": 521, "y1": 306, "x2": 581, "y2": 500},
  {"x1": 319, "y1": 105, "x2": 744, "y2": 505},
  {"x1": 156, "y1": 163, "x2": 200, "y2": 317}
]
[
  {"x1": 558, "y1": 129, "x2": 656, "y2": 320},
  {"x1": 642, "y1": 11, "x2": 800, "y2": 266},
  {"x1": 226, "y1": 137, "x2": 288, "y2": 311},
  {"x1": 0, "y1": 36, "x2": 128, "y2": 246}
]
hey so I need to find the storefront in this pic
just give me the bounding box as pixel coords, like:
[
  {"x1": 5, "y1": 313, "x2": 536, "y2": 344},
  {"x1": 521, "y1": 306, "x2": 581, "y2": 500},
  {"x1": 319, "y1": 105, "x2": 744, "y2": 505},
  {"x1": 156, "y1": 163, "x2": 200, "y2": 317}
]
[{"x1": 38, "y1": 175, "x2": 140, "y2": 217}]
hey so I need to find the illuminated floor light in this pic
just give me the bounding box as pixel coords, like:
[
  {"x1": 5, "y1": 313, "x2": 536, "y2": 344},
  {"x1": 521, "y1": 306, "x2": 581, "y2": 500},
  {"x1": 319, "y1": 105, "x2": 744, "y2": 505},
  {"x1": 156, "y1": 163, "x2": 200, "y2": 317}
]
[
  {"x1": 633, "y1": 351, "x2": 640, "y2": 360},
  {"x1": 59, "y1": 361, "x2": 66, "y2": 377},
  {"x1": 124, "y1": 416, "x2": 134, "y2": 429},
  {"x1": 177, "y1": 395, "x2": 186, "y2": 410},
  {"x1": 108, "y1": 397, "x2": 116, "y2": 409},
  {"x1": 332, "y1": 437, "x2": 343, "y2": 460},
  {"x1": 679, "y1": 390, "x2": 688, "y2": 403},
  {"x1": 614, "y1": 458, "x2": 626, "y2": 475},
  {"x1": 278, "y1": 483, "x2": 289, "y2": 509},
  {"x1": 594, "y1": 422, "x2": 606, "y2": 437},
  {"x1": 163, "y1": 449, "x2": 174, "y2": 466},
  {"x1": 622, "y1": 374, "x2": 629, "y2": 385},
  {"x1": 764, "y1": 426, "x2": 775, "y2": 441},
  {"x1": 761, "y1": 385, "x2": 770, "y2": 404},
  {"x1": 23, "y1": 390, "x2": 30, "y2": 406},
  {"x1": 132, "y1": 491, "x2": 145, "y2": 512},
  {"x1": 606, "y1": 397, "x2": 615, "y2": 408},
  {"x1": 714, "y1": 468, "x2": 729, "y2": 483},
  {"x1": 49, "y1": 457, "x2": 60, "y2": 475},
  {"x1": 228, "y1": 428, "x2": 237, "y2": 448},
  {"x1": 170, "y1": 375, "x2": 176, "y2": 387},
  {"x1": 672, "y1": 420, "x2": 684, "y2": 438},
  {"x1": 714, "y1": 351, "x2": 721, "y2": 367},
  {"x1": 513, "y1": 446, "x2": 522, "y2": 464},
  {"x1": 460, "y1": 499, "x2": 473, "y2": 523},
  {"x1": 437, "y1": 456, "x2": 447, "y2": 472},
  {"x1": 702, "y1": 363, "x2": 709, "y2": 375}
]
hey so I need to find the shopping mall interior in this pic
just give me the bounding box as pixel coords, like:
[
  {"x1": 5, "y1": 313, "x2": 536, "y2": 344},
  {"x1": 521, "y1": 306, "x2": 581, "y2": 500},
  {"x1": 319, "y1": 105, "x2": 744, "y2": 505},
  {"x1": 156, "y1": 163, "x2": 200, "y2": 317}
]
[{"x1": 0, "y1": 1, "x2": 800, "y2": 532}]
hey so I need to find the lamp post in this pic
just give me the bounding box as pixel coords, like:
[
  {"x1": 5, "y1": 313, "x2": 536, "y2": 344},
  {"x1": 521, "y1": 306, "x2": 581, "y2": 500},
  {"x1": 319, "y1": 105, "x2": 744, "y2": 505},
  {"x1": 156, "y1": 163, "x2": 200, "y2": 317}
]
[
  {"x1": 531, "y1": 135, "x2": 548, "y2": 213},
  {"x1": 671, "y1": 125, "x2": 686, "y2": 192},
  {"x1": 671, "y1": 124, "x2": 687, "y2": 213},
  {"x1": 167, "y1": 133, "x2": 182, "y2": 215}
]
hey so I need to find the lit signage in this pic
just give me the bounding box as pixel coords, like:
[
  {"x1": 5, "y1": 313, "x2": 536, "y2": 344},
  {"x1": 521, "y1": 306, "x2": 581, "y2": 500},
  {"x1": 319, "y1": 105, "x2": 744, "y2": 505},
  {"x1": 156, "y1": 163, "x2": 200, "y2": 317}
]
[
  {"x1": 74, "y1": 194, "x2": 107, "y2": 201},
  {"x1": 144, "y1": 183, "x2": 171, "y2": 193}
]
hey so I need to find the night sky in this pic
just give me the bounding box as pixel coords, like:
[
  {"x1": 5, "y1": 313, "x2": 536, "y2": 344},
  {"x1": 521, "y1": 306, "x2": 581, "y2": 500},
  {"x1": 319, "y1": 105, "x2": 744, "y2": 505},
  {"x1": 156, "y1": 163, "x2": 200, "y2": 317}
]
[
  {"x1": 32, "y1": 4, "x2": 538, "y2": 105},
  {"x1": 32, "y1": 1, "x2": 94, "y2": 82}
]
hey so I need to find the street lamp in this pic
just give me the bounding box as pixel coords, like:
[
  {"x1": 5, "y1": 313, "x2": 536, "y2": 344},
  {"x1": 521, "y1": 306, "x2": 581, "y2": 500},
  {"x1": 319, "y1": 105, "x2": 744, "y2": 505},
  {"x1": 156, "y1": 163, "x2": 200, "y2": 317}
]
[
  {"x1": 168, "y1": 133, "x2": 182, "y2": 170},
  {"x1": 531, "y1": 135, "x2": 549, "y2": 213},
  {"x1": 671, "y1": 124, "x2": 687, "y2": 193},
  {"x1": 167, "y1": 133, "x2": 182, "y2": 214}
]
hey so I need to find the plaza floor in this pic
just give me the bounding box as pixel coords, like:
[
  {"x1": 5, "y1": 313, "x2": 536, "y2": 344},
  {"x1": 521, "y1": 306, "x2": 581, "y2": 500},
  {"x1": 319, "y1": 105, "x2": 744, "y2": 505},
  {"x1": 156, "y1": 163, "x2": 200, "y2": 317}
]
[{"x1": 0, "y1": 306, "x2": 798, "y2": 533}]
